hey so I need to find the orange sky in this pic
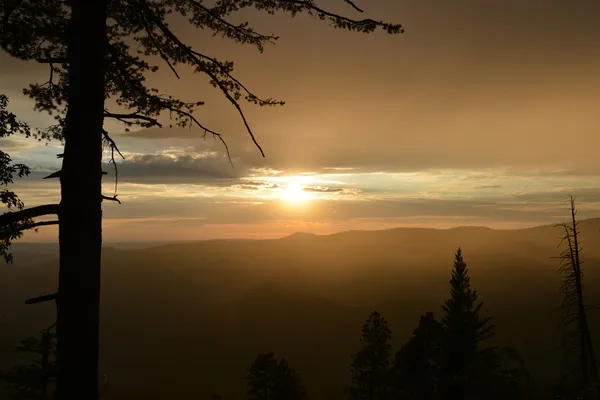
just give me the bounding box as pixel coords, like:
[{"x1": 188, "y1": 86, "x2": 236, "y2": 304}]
[{"x1": 2, "y1": 0, "x2": 600, "y2": 242}]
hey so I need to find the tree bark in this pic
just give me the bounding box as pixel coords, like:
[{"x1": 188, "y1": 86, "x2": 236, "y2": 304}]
[{"x1": 55, "y1": 1, "x2": 107, "y2": 399}]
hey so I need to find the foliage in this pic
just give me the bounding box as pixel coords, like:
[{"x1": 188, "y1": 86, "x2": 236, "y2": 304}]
[
  {"x1": 1, "y1": 326, "x2": 56, "y2": 400},
  {"x1": 246, "y1": 352, "x2": 305, "y2": 400},
  {"x1": 438, "y1": 247, "x2": 495, "y2": 399},
  {"x1": 2, "y1": 1, "x2": 403, "y2": 398},
  {"x1": 1, "y1": 0, "x2": 403, "y2": 156},
  {"x1": 348, "y1": 311, "x2": 392, "y2": 400},
  {"x1": 0, "y1": 94, "x2": 33, "y2": 263},
  {"x1": 391, "y1": 312, "x2": 442, "y2": 400}
]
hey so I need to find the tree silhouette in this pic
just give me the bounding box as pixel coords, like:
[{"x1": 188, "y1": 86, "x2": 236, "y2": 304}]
[
  {"x1": 246, "y1": 352, "x2": 305, "y2": 400},
  {"x1": 348, "y1": 311, "x2": 392, "y2": 400},
  {"x1": 0, "y1": 2, "x2": 403, "y2": 398},
  {"x1": 1, "y1": 324, "x2": 56, "y2": 400},
  {"x1": 391, "y1": 312, "x2": 442, "y2": 400},
  {"x1": 439, "y1": 247, "x2": 495, "y2": 400},
  {"x1": 554, "y1": 196, "x2": 598, "y2": 395},
  {"x1": 0, "y1": 94, "x2": 57, "y2": 262}
]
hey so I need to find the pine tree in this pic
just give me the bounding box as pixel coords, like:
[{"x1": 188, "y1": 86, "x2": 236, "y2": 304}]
[
  {"x1": 1, "y1": 3, "x2": 403, "y2": 398},
  {"x1": 439, "y1": 247, "x2": 495, "y2": 400},
  {"x1": 392, "y1": 312, "x2": 443, "y2": 400},
  {"x1": 348, "y1": 311, "x2": 392, "y2": 400},
  {"x1": 246, "y1": 352, "x2": 305, "y2": 400},
  {"x1": 1, "y1": 325, "x2": 56, "y2": 400}
]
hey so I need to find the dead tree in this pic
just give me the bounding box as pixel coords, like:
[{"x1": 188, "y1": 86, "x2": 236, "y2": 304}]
[{"x1": 554, "y1": 196, "x2": 598, "y2": 392}]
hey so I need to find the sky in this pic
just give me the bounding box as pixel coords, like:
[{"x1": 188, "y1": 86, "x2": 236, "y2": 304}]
[{"x1": 2, "y1": 0, "x2": 600, "y2": 242}]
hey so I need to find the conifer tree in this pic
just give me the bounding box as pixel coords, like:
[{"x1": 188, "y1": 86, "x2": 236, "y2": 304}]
[
  {"x1": 348, "y1": 311, "x2": 392, "y2": 400},
  {"x1": 439, "y1": 247, "x2": 494, "y2": 400},
  {"x1": 246, "y1": 352, "x2": 305, "y2": 400},
  {"x1": 1, "y1": 324, "x2": 56, "y2": 400},
  {"x1": 392, "y1": 312, "x2": 442, "y2": 400},
  {"x1": 0, "y1": 3, "x2": 403, "y2": 398}
]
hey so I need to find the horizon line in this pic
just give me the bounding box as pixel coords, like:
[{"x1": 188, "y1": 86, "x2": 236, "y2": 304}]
[{"x1": 14, "y1": 217, "x2": 600, "y2": 244}]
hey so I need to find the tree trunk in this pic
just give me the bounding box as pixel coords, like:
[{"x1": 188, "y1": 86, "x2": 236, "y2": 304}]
[{"x1": 55, "y1": 1, "x2": 107, "y2": 399}]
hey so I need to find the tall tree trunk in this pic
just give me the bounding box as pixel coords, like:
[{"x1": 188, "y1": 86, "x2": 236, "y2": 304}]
[{"x1": 55, "y1": 1, "x2": 107, "y2": 399}]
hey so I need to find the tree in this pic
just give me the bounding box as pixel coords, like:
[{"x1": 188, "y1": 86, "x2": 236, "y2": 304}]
[
  {"x1": 392, "y1": 312, "x2": 443, "y2": 400},
  {"x1": 1, "y1": 2, "x2": 403, "y2": 398},
  {"x1": 348, "y1": 311, "x2": 392, "y2": 400},
  {"x1": 439, "y1": 247, "x2": 495, "y2": 400},
  {"x1": 246, "y1": 352, "x2": 305, "y2": 400},
  {"x1": 1, "y1": 324, "x2": 57, "y2": 400},
  {"x1": 554, "y1": 196, "x2": 598, "y2": 394}
]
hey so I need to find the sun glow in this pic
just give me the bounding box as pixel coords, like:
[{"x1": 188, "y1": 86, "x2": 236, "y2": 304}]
[{"x1": 281, "y1": 183, "x2": 311, "y2": 203}]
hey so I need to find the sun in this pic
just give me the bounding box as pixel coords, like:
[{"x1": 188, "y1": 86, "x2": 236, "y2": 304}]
[{"x1": 281, "y1": 183, "x2": 311, "y2": 203}]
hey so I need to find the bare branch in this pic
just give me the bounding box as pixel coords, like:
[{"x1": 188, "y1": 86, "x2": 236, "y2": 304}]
[
  {"x1": 343, "y1": 0, "x2": 364, "y2": 12},
  {"x1": 25, "y1": 292, "x2": 57, "y2": 305},
  {"x1": 101, "y1": 130, "x2": 125, "y2": 160},
  {"x1": 43, "y1": 170, "x2": 61, "y2": 179},
  {"x1": 102, "y1": 129, "x2": 125, "y2": 197},
  {"x1": 101, "y1": 195, "x2": 121, "y2": 204}
]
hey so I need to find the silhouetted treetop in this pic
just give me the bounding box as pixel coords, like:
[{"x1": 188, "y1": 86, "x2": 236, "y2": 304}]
[
  {"x1": 441, "y1": 248, "x2": 494, "y2": 348},
  {"x1": 348, "y1": 311, "x2": 392, "y2": 400},
  {"x1": 392, "y1": 312, "x2": 442, "y2": 399},
  {"x1": 246, "y1": 352, "x2": 305, "y2": 400},
  {"x1": 439, "y1": 248, "x2": 496, "y2": 400}
]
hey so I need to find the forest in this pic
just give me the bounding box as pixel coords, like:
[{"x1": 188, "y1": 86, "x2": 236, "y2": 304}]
[{"x1": 1, "y1": 207, "x2": 599, "y2": 399}]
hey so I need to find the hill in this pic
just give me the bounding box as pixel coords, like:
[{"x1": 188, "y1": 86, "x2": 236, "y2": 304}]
[{"x1": 1, "y1": 218, "x2": 600, "y2": 399}]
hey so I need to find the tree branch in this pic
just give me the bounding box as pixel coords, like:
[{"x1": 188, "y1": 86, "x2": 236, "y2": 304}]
[
  {"x1": 0, "y1": 220, "x2": 58, "y2": 239},
  {"x1": 146, "y1": 12, "x2": 266, "y2": 157},
  {"x1": 0, "y1": 204, "x2": 59, "y2": 227},
  {"x1": 101, "y1": 130, "x2": 125, "y2": 160},
  {"x1": 35, "y1": 57, "x2": 67, "y2": 64},
  {"x1": 25, "y1": 292, "x2": 57, "y2": 305},
  {"x1": 189, "y1": 0, "x2": 279, "y2": 51},
  {"x1": 284, "y1": 0, "x2": 403, "y2": 33},
  {"x1": 343, "y1": 0, "x2": 364, "y2": 13},
  {"x1": 104, "y1": 111, "x2": 162, "y2": 128},
  {"x1": 137, "y1": 11, "x2": 181, "y2": 78},
  {"x1": 101, "y1": 195, "x2": 121, "y2": 204}
]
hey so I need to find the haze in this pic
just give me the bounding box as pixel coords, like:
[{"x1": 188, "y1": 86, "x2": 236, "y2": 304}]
[{"x1": 2, "y1": 0, "x2": 600, "y2": 241}]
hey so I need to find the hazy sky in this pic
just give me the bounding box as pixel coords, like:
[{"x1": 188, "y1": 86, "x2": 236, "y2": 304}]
[{"x1": 2, "y1": 0, "x2": 600, "y2": 241}]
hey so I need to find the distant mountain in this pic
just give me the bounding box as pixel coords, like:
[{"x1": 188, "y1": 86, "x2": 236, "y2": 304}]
[{"x1": 2, "y1": 218, "x2": 600, "y2": 399}]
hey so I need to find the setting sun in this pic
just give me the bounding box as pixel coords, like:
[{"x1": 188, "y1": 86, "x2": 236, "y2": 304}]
[{"x1": 281, "y1": 183, "x2": 311, "y2": 203}]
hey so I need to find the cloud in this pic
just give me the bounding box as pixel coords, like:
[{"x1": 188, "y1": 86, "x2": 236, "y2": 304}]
[
  {"x1": 233, "y1": 180, "x2": 280, "y2": 191},
  {"x1": 0, "y1": 137, "x2": 38, "y2": 152},
  {"x1": 474, "y1": 185, "x2": 502, "y2": 189},
  {"x1": 302, "y1": 186, "x2": 361, "y2": 196},
  {"x1": 103, "y1": 150, "x2": 249, "y2": 185},
  {"x1": 96, "y1": 197, "x2": 591, "y2": 235}
]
